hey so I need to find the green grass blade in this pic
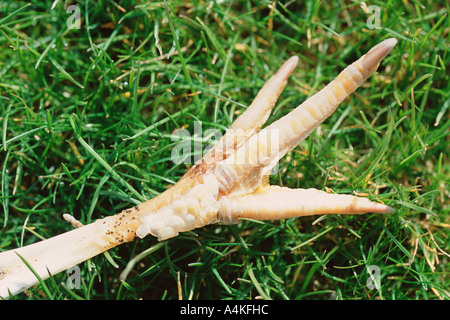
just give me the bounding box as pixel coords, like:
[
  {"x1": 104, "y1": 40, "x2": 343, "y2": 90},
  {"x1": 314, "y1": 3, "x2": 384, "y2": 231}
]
[
  {"x1": 69, "y1": 114, "x2": 146, "y2": 203},
  {"x1": 15, "y1": 253, "x2": 54, "y2": 300}
]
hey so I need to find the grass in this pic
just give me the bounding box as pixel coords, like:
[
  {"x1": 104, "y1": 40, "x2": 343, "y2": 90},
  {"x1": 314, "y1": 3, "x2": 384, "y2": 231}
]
[{"x1": 0, "y1": 0, "x2": 448, "y2": 300}]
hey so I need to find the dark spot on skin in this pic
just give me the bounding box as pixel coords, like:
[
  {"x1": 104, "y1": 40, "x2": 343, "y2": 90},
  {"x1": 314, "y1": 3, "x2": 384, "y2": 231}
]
[{"x1": 134, "y1": 206, "x2": 140, "y2": 211}]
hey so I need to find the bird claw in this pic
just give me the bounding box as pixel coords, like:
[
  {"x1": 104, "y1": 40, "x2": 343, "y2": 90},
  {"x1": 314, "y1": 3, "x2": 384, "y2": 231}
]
[
  {"x1": 136, "y1": 38, "x2": 397, "y2": 241},
  {"x1": 0, "y1": 38, "x2": 397, "y2": 298}
]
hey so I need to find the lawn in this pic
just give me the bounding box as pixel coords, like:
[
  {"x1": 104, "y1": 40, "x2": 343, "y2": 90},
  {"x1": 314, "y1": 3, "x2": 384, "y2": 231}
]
[{"x1": 0, "y1": 0, "x2": 448, "y2": 300}]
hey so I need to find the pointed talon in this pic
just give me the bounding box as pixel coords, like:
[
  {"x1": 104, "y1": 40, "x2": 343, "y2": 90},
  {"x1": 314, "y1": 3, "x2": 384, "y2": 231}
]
[
  {"x1": 218, "y1": 186, "x2": 394, "y2": 223},
  {"x1": 360, "y1": 38, "x2": 398, "y2": 72},
  {"x1": 195, "y1": 55, "x2": 299, "y2": 172},
  {"x1": 0, "y1": 39, "x2": 397, "y2": 298},
  {"x1": 274, "y1": 56, "x2": 300, "y2": 81},
  {"x1": 227, "y1": 55, "x2": 298, "y2": 136}
]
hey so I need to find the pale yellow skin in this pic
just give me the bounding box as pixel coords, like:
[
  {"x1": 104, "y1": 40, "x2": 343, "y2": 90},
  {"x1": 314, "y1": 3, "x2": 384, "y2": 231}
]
[{"x1": 0, "y1": 38, "x2": 397, "y2": 298}]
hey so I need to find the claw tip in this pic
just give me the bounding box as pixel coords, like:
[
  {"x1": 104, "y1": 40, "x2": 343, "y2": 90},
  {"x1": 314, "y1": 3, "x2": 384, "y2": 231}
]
[
  {"x1": 275, "y1": 56, "x2": 299, "y2": 81},
  {"x1": 372, "y1": 203, "x2": 395, "y2": 214},
  {"x1": 382, "y1": 38, "x2": 398, "y2": 51},
  {"x1": 362, "y1": 38, "x2": 397, "y2": 70}
]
